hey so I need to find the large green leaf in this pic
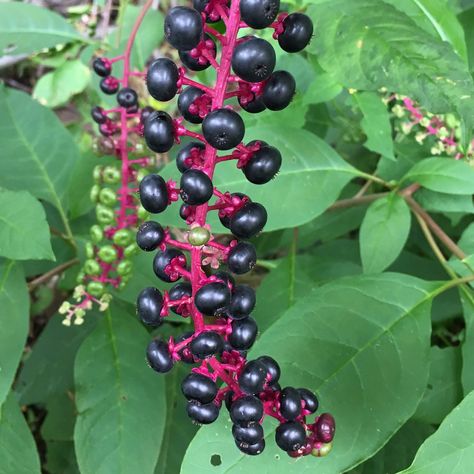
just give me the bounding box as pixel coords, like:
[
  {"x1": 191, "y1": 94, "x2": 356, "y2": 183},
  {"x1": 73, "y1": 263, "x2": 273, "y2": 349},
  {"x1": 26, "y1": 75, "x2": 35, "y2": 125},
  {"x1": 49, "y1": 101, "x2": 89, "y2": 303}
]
[
  {"x1": 74, "y1": 307, "x2": 166, "y2": 474},
  {"x1": 309, "y1": 0, "x2": 474, "y2": 141},
  {"x1": 399, "y1": 390, "x2": 474, "y2": 473},
  {"x1": 360, "y1": 194, "x2": 412, "y2": 273},
  {"x1": 181, "y1": 274, "x2": 439, "y2": 474},
  {"x1": 0, "y1": 189, "x2": 54, "y2": 261},
  {"x1": 0, "y1": 3, "x2": 82, "y2": 56},
  {"x1": 0, "y1": 87, "x2": 79, "y2": 237},
  {"x1": 0, "y1": 260, "x2": 29, "y2": 408},
  {"x1": 159, "y1": 127, "x2": 361, "y2": 231}
]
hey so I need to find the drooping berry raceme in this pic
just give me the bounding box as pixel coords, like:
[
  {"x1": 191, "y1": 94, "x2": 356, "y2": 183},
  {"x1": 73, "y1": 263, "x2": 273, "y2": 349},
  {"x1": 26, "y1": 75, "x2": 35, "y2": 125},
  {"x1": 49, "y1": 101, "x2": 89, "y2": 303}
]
[{"x1": 136, "y1": 0, "x2": 335, "y2": 458}]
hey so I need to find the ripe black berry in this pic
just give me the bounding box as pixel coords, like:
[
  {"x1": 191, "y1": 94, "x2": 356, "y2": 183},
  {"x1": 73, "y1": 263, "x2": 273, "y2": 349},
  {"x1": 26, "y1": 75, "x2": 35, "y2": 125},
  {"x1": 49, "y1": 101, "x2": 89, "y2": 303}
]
[
  {"x1": 153, "y1": 248, "x2": 186, "y2": 282},
  {"x1": 232, "y1": 37, "x2": 276, "y2": 83},
  {"x1": 243, "y1": 145, "x2": 282, "y2": 184},
  {"x1": 169, "y1": 282, "x2": 193, "y2": 314},
  {"x1": 257, "y1": 356, "x2": 280, "y2": 385},
  {"x1": 139, "y1": 174, "x2": 169, "y2": 214},
  {"x1": 202, "y1": 108, "x2": 245, "y2": 150},
  {"x1": 117, "y1": 87, "x2": 138, "y2": 108},
  {"x1": 186, "y1": 400, "x2": 219, "y2": 424},
  {"x1": 190, "y1": 331, "x2": 224, "y2": 359},
  {"x1": 297, "y1": 388, "x2": 318, "y2": 414},
  {"x1": 280, "y1": 387, "x2": 302, "y2": 421},
  {"x1": 230, "y1": 202, "x2": 267, "y2": 239},
  {"x1": 146, "y1": 58, "x2": 179, "y2": 102},
  {"x1": 92, "y1": 57, "x2": 111, "y2": 77},
  {"x1": 175, "y1": 331, "x2": 195, "y2": 363},
  {"x1": 137, "y1": 287, "x2": 163, "y2": 327},
  {"x1": 178, "y1": 86, "x2": 205, "y2": 124},
  {"x1": 232, "y1": 422, "x2": 264, "y2": 445},
  {"x1": 91, "y1": 106, "x2": 107, "y2": 124},
  {"x1": 229, "y1": 317, "x2": 258, "y2": 350},
  {"x1": 144, "y1": 110, "x2": 175, "y2": 153},
  {"x1": 140, "y1": 106, "x2": 154, "y2": 123},
  {"x1": 164, "y1": 6, "x2": 203, "y2": 50},
  {"x1": 275, "y1": 422, "x2": 306, "y2": 452},
  {"x1": 100, "y1": 77, "x2": 119, "y2": 95},
  {"x1": 230, "y1": 395, "x2": 263, "y2": 425},
  {"x1": 180, "y1": 169, "x2": 213, "y2": 205},
  {"x1": 179, "y1": 34, "x2": 216, "y2": 71},
  {"x1": 136, "y1": 221, "x2": 165, "y2": 251},
  {"x1": 262, "y1": 71, "x2": 296, "y2": 111},
  {"x1": 194, "y1": 282, "x2": 231, "y2": 316},
  {"x1": 176, "y1": 142, "x2": 205, "y2": 173},
  {"x1": 179, "y1": 203, "x2": 194, "y2": 221},
  {"x1": 219, "y1": 193, "x2": 250, "y2": 229},
  {"x1": 146, "y1": 339, "x2": 173, "y2": 373},
  {"x1": 214, "y1": 270, "x2": 235, "y2": 288},
  {"x1": 235, "y1": 438, "x2": 265, "y2": 455},
  {"x1": 228, "y1": 285, "x2": 256, "y2": 319},
  {"x1": 278, "y1": 13, "x2": 313, "y2": 53},
  {"x1": 240, "y1": 0, "x2": 280, "y2": 29},
  {"x1": 227, "y1": 242, "x2": 257, "y2": 274},
  {"x1": 238, "y1": 359, "x2": 267, "y2": 394},
  {"x1": 182, "y1": 372, "x2": 218, "y2": 404},
  {"x1": 239, "y1": 93, "x2": 266, "y2": 114},
  {"x1": 314, "y1": 413, "x2": 336, "y2": 443}
]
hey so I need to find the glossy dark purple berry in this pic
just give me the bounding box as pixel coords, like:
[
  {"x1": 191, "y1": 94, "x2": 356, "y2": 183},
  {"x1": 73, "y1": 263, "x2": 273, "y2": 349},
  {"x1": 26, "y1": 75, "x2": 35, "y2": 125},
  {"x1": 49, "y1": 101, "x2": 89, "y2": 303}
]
[
  {"x1": 190, "y1": 331, "x2": 224, "y2": 359},
  {"x1": 278, "y1": 13, "x2": 313, "y2": 53},
  {"x1": 235, "y1": 438, "x2": 265, "y2": 455},
  {"x1": 179, "y1": 34, "x2": 216, "y2": 71},
  {"x1": 232, "y1": 422, "x2": 264, "y2": 445},
  {"x1": 240, "y1": 0, "x2": 280, "y2": 29},
  {"x1": 214, "y1": 270, "x2": 235, "y2": 288},
  {"x1": 140, "y1": 106, "x2": 154, "y2": 123},
  {"x1": 153, "y1": 248, "x2": 186, "y2": 283},
  {"x1": 178, "y1": 86, "x2": 205, "y2": 124},
  {"x1": 257, "y1": 355, "x2": 280, "y2": 385},
  {"x1": 262, "y1": 71, "x2": 296, "y2": 111},
  {"x1": 280, "y1": 387, "x2": 302, "y2": 421},
  {"x1": 297, "y1": 388, "x2": 318, "y2": 414},
  {"x1": 232, "y1": 37, "x2": 276, "y2": 83},
  {"x1": 227, "y1": 242, "x2": 257, "y2": 275},
  {"x1": 243, "y1": 145, "x2": 282, "y2": 184},
  {"x1": 228, "y1": 285, "x2": 256, "y2": 319},
  {"x1": 136, "y1": 287, "x2": 163, "y2": 327},
  {"x1": 230, "y1": 395, "x2": 263, "y2": 425},
  {"x1": 315, "y1": 413, "x2": 336, "y2": 443},
  {"x1": 239, "y1": 93, "x2": 266, "y2": 114},
  {"x1": 230, "y1": 202, "x2": 267, "y2": 239},
  {"x1": 238, "y1": 360, "x2": 267, "y2": 395},
  {"x1": 229, "y1": 317, "x2": 258, "y2": 350},
  {"x1": 117, "y1": 87, "x2": 138, "y2": 108},
  {"x1": 182, "y1": 372, "x2": 218, "y2": 404},
  {"x1": 169, "y1": 282, "x2": 192, "y2": 314},
  {"x1": 276, "y1": 421, "x2": 306, "y2": 452},
  {"x1": 91, "y1": 106, "x2": 107, "y2": 124},
  {"x1": 180, "y1": 169, "x2": 213, "y2": 205},
  {"x1": 100, "y1": 77, "x2": 119, "y2": 95},
  {"x1": 144, "y1": 110, "x2": 175, "y2": 153},
  {"x1": 146, "y1": 339, "x2": 173, "y2": 373},
  {"x1": 139, "y1": 174, "x2": 169, "y2": 214},
  {"x1": 194, "y1": 282, "x2": 231, "y2": 316},
  {"x1": 165, "y1": 6, "x2": 203, "y2": 50},
  {"x1": 202, "y1": 108, "x2": 245, "y2": 150},
  {"x1": 186, "y1": 400, "x2": 219, "y2": 424},
  {"x1": 177, "y1": 142, "x2": 205, "y2": 172},
  {"x1": 136, "y1": 221, "x2": 165, "y2": 251},
  {"x1": 93, "y1": 57, "x2": 111, "y2": 77},
  {"x1": 146, "y1": 58, "x2": 179, "y2": 102},
  {"x1": 179, "y1": 204, "x2": 194, "y2": 221}
]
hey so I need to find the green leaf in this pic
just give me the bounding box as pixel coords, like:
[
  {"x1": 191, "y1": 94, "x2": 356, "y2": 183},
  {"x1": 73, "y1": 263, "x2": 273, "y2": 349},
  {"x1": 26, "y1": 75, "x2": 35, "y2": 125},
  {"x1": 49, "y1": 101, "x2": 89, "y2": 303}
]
[
  {"x1": 302, "y1": 72, "x2": 343, "y2": 105},
  {"x1": 0, "y1": 86, "x2": 79, "y2": 237},
  {"x1": 309, "y1": 0, "x2": 474, "y2": 144},
  {"x1": 33, "y1": 60, "x2": 91, "y2": 108},
  {"x1": 460, "y1": 291, "x2": 474, "y2": 394},
  {"x1": 159, "y1": 127, "x2": 361, "y2": 231},
  {"x1": 414, "y1": 346, "x2": 463, "y2": 424},
  {"x1": 415, "y1": 188, "x2": 474, "y2": 214},
  {"x1": 0, "y1": 393, "x2": 41, "y2": 474},
  {"x1": 181, "y1": 274, "x2": 439, "y2": 474},
  {"x1": 354, "y1": 91, "x2": 395, "y2": 160},
  {"x1": 0, "y1": 260, "x2": 29, "y2": 408},
  {"x1": 0, "y1": 3, "x2": 82, "y2": 56},
  {"x1": 399, "y1": 390, "x2": 474, "y2": 473},
  {"x1": 74, "y1": 307, "x2": 166, "y2": 474},
  {"x1": 402, "y1": 157, "x2": 474, "y2": 193},
  {"x1": 360, "y1": 194, "x2": 412, "y2": 273},
  {"x1": 0, "y1": 189, "x2": 54, "y2": 261},
  {"x1": 41, "y1": 393, "x2": 76, "y2": 442}
]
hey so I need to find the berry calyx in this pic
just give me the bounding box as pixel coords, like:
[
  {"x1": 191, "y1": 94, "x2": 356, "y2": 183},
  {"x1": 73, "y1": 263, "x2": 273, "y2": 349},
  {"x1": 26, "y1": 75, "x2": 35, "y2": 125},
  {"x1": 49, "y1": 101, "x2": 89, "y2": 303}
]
[
  {"x1": 153, "y1": 248, "x2": 186, "y2": 282},
  {"x1": 202, "y1": 108, "x2": 245, "y2": 150},
  {"x1": 169, "y1": 282, "x2": 193, "y2": 315},
  {"x1": 232, "y1": 37, "x2": 276, "y2": 83},
  {"x1": 176, "y1": 142, "x2": 205, "y2": 173},
  {"x1": 165, "y1": 6, "x2": 203, "y2": 51},
  {"x1": 179, "y1": 34, "x2": 217, "y2": 71},
  {"x1": 178, "y1": 86, "x2": 206, "y2": 124}
]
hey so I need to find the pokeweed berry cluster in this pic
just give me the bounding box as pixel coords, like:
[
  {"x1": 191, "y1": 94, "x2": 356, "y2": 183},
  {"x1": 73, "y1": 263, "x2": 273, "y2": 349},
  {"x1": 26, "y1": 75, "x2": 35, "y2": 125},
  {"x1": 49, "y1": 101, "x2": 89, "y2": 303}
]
[{"x1": 135, "y1": 0, "x2": 335, "y2": 458}]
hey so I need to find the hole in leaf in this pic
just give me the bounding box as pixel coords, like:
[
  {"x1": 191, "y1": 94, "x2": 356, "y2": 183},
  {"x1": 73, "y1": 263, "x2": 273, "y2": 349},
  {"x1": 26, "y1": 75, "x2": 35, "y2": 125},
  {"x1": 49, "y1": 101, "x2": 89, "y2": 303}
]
[
  {"x1": 275, "y1": 454, "x2": 280, "y2": 460},
  {"x1": 210, "y1": 454, "x2": 222, "y2": 466},
  {"x1": 4, "y1": 44, "x2": 17, "y2": 54}
]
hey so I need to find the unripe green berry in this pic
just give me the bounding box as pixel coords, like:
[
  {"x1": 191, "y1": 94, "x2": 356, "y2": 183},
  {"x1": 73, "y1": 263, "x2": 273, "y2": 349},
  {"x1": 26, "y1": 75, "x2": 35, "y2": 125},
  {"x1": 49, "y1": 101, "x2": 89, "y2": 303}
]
[
  {"x1": 137, "y1": 205, "x2": 149, "y2": 221},
  {"x1": 117, "y1": 260, "x2": 133, "y2": 276},
  {"x1": 98, "y1": 245, "x2": 118, "y2": 263},
  {"x1": 84, "y1": 259, "x2": 101, "y2": 276},
  {"x1": 87, "y1": 281, "x2": 105, "y2": 297},
  {"x1": 188, "y1": 227, "x2": 210, "y2": 246},
  {"x1": 136, "y1": 168, "x2": 149, "y2": 183},
  {"x1": 90, "y1": 184, "x2": 100, "y2": 203},
  {"x1": 76, "y1": 271, "x2": 85, "y2": 284},
  {"x1": 90, "y1": 225, "x2": 104, "y2": 244},
  {"x1": 103, "y1": 166, "x2": 121, "y2": 184},
  {"x1": 113, "y1": 229, "x2": 133, "y2": 247},
  {"x1": 134, "y1": 142, "x2": 145, "y2": 154},
  {"x1": 311, "y1": 442, "x2": 332, "y2": 457},
  {"x1": 85, "y1": 242, "x2": 94, "y2": 259},
  {"x1": 93, "y1": 165, "x2": 103, "y2": 183},
  {"x1": 96, "y1": 204, "x2": 115, "y2": 225},
  {"x1": 445, "y1": 114, "x2": 458, "y2": 129},
  {"x1": 124, "y1": 242, "x2": 139, "y2": 258},
  {"x1": 99, "y1": 187, "x2": 117, "y2": 206},
  {"x1": 118, "y1": 280, "x2": 128, "y2": 290}
]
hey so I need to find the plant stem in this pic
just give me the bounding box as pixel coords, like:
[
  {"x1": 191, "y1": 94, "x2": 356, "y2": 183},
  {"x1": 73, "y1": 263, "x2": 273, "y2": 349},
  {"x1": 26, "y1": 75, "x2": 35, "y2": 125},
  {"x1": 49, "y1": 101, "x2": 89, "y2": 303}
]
[{"x1": 28, "y1": 258, "x2": 80, "y2": 292}]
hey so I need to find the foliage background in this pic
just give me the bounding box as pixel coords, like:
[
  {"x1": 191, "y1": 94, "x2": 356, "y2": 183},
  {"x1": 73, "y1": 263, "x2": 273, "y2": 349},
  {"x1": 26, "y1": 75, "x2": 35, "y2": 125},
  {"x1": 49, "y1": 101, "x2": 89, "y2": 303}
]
[{"x1": 0, "y1": 0, "x2": 474, "y2": 473}]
